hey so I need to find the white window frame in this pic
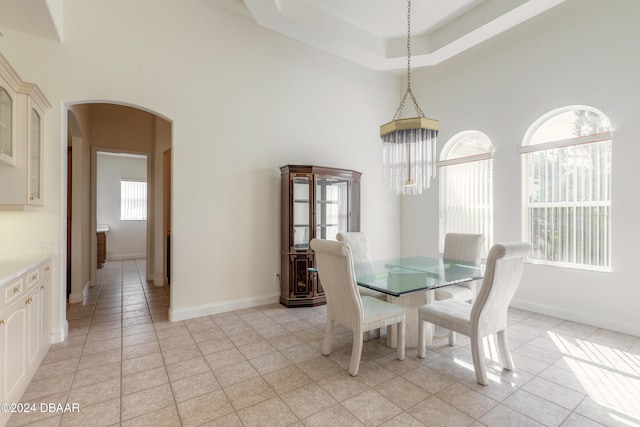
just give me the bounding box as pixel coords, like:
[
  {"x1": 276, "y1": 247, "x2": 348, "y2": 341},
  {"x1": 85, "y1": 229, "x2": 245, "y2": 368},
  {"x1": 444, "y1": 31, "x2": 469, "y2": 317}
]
[
  {"x1": 520, "y1": 105, "x2": 612, "y2": 271},
  {"x1": 438, "y1": 130, "x2": 494, "y2": 257},
  {"x1": 120, "y1": 179, "x2": 147, "y2": 221}
]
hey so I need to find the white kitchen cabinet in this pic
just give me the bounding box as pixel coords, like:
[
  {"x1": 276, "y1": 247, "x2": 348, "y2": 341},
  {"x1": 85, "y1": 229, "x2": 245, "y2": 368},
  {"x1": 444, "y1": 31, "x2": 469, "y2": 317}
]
[
  {"x1": 0, "y1": 257, "x2": 52, "y2": 426},
  {"x1": 0, "y1": 295, "x2": 28, "y2": 404},
  {"x1": 0, "y1": 52, "x2": 50, "y2": 210}
]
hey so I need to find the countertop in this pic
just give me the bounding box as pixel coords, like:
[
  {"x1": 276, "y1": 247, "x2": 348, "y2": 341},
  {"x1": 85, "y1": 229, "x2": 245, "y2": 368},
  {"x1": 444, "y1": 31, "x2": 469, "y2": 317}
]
[{"x1": 0, "y1": 254, "x2": 53, "y2": 287}]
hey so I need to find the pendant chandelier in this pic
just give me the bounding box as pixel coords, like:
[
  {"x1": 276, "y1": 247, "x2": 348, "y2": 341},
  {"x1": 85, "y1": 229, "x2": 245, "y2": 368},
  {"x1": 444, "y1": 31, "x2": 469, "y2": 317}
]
[{"x1": 380, "y1": 0, "x2": 439, "y2": 195}]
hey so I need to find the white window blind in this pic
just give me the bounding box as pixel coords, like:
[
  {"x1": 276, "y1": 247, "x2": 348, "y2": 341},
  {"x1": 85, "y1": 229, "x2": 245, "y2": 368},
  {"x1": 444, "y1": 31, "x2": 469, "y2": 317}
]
[
  {"x1": 438, "y1": 131, "x2": 494, "y2": 256},
  {"x1": 522, "y1": 106, "x2": 611, "y2": 271},
  {"x1": 121, "y1": 179, "x2": 147, "y2": 221}
]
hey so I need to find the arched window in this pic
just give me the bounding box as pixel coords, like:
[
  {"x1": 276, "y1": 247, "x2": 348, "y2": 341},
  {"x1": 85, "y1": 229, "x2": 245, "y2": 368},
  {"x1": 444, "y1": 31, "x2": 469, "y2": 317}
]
[
  {"x1": 520, "y1": 106, "x2": 612, "y2": 270},
  {"x1": 438, "y1": 131, "x2": 493, "y2": 256}
]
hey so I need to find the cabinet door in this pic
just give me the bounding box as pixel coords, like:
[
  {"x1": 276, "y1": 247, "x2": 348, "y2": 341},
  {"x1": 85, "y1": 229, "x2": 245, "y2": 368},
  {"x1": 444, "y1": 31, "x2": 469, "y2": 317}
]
[
  {"x1": 0, "y1": 298, "x2": 28, "y2": 401},
  {"x1": 39, "y1": 280, "x2": 51, "y2": 346},
  {"x1": 349, "y1": 180, "x2": 360, "y2": 231},
  {"x1": 27, "y1": 105, "x2": 43, "y2": 205},
  {"x1": 26, "y1": 286, "x2": 41, "y2": 367},
  {"x1": 289, "y1": 253, "x2": 315, "y2": 297},
  {"x1": 0, "y1": 80, "x2": 16, "y2": 166},
  {"x1": 315, "y1": 176, "x2": 349, "y2": 240},
  {"x1": 291, "y1": 175, "x2": 312, "y2": 250}
]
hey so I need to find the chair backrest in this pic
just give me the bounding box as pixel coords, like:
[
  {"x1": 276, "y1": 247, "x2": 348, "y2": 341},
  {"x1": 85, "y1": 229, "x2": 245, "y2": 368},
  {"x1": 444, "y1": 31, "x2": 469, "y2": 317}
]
[
  {"x1": 336, "y1": 232, "x2": 374, "y2": 278},
  {"x1": 310, "y1": 238, "x2": 363, "y2": 330},
  {"x1": 471, "y1": 242, "x2": 531, "y2": 336},
  {"x1": 443, "y1": 233, "x2": 484, "y2": 264}
]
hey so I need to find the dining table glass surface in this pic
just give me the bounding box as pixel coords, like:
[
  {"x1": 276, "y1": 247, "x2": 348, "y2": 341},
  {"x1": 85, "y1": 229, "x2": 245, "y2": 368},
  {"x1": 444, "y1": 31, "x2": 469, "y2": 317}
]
[{"x1": 353, "y1": 256, "x2": 484, "y2": 297}]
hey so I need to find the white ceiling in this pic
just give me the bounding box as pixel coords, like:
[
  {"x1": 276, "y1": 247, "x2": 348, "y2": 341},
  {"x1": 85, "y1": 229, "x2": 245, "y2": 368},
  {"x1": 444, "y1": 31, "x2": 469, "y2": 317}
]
[
  {"x1": 217, "y1": 0, "x2": 567, "y2": 71},
  {"x1": 0, "y1": 0, "x2": 566, "y2": 71}
]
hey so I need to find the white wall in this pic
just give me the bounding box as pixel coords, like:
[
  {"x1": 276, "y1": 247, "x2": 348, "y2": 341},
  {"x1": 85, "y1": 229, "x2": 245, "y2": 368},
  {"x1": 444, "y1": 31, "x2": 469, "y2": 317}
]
[
  {"x1": 0, "y1": 0, "x2": 401, "y2": 332},
  {"x1": 96, "y1": 153, "x2": 147, "y2": 259},
  {"x1": 402, "y1": 0, "x2": 640, "y2": 335}
]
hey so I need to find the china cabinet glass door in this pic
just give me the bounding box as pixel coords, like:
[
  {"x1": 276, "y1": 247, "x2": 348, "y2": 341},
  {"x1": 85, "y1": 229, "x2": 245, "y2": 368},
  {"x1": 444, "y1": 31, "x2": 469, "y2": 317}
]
[
  {"x1": 292, "y1": 176, "x2": 311, "y2": 250},
  {"x1": 315, "y1": 177, "x2": 349, "y2": 240}
]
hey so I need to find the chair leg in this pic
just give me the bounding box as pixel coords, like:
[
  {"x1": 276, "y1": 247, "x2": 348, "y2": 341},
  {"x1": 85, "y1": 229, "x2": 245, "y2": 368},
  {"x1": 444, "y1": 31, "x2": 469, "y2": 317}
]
[
  {"x1": 449, "y1": 331, "x2": 457, "y2": 346},
  {"x1": 471, "y1": 335, "x2": 488, "y2": 385},
  {"x1": 348, "y1": 330, "x2": 364, "y2": 376},
  {"x1": 497, "y1": 329, "x2": 514, "y2": 371},
  {"x1": 373, "y1": 328, "x2": 380, "y2": 339},
  {"x1": 417, "y1": 318, "x2": 426, "y2": 359},
  {"x1": 322, "y1": 320, "x2": 334, "y2": 356},
  {"x1": 396, "y1": 320, "x2": 405, "y2": 361}
]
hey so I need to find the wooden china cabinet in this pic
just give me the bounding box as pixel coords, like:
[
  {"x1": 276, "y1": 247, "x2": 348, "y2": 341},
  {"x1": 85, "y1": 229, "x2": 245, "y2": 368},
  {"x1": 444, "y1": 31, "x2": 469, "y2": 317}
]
[{"x1": 280, "y1": 165, "x2": 361, "y2": 307}]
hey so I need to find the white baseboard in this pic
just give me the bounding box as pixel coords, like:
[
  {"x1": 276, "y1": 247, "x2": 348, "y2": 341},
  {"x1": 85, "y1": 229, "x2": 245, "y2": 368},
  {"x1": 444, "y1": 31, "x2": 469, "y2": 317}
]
[
  {"x1": 511, "y1": 299, "x2": 640, "y2": 337},
  {"x1": 68, "y1": 281, "x2": 91, "y2": 303},
  {"x1": 51, "y1": 320, "x2": 68, "y2": 343},
  {"x1": 169, "y1": 293, "x2": 280, "y2": 322}
]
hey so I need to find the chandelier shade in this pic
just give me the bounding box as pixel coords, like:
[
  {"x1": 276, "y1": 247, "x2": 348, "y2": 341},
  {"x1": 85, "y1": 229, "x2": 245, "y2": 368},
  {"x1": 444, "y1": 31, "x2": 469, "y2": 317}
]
[
  {"x1": 381, "y1": 120, "x2": 438, "y2": 195},
  {"x1": 380, "y1": 0, "x2": 439, "y2": 195}
]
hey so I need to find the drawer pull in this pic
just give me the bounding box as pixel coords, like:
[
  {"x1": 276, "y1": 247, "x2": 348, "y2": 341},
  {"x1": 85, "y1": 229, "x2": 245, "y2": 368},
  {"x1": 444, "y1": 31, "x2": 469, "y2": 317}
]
[
  {"x1": 0, "y1": 319, "x2": 5, "y2": 325},
  {"x1": 40, "y1": 285, "x2": 45, "y2": 290},
  {"x1": 25, "y1": 297, "x2": 32, "y2": 305},
  {"x1": 31, "y1": 273, "x2": 38, "y2": 280},
  {"x1": 13, "y1": 286, "x2": 20, "y2": 293},
  {"x1": 45, "y1": 266, "x2": 50, "y2": 272}
]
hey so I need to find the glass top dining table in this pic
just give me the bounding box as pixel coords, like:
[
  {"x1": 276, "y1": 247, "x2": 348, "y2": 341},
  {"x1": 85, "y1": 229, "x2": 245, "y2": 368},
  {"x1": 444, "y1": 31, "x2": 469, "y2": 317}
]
[{"x1": 353, "y1": 256, "x2": 484, "y2": 297}]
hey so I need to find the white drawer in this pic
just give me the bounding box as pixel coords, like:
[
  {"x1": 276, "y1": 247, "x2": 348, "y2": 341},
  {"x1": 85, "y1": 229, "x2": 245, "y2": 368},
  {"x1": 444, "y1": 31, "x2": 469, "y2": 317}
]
[
  {"x1": 40, "y1": 261, "x2": 52, "y2": 277},
  {"x1": 2, "y1": 277, "x2": 24, "y2": 308},
  {"x1": 26, "y1": 268, "x2": 40, "y2": 289}
]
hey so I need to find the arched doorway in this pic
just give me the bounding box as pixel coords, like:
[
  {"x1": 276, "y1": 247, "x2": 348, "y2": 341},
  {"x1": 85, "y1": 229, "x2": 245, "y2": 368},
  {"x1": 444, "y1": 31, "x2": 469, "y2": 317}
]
[{"x1": 65, "y1": 102, "x2": 172, "y2": 315}]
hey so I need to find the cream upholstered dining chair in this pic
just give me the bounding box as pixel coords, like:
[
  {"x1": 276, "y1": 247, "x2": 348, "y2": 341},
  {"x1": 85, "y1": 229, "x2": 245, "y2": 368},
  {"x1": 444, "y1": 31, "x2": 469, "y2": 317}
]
[
  {"x1": 336, "y1": 232, "x2": 387, "y2": 340},
  {"x1": 310, "y1": 238, "x2": 405, "y2": 376},
  {"x1": 436, "y1": 233, "x2": 484, "y2": 303},
  {"x1": 436, "y1": 233, "x2": 484, "y2": 345},
  {"x1": 336, "y1": 232, "x2": 387, "y2": 301},
  {"x1": 417, "y1": 242, "x2": 531, "y2": 385}
]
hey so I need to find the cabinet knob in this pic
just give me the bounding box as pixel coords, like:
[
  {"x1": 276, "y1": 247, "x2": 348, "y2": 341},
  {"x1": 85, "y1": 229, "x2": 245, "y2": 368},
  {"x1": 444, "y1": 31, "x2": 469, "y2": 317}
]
[
  {"x1": 25, "y1": 297, "x2": 32, "y2": 305},
  {"x1": 13, "y1": 286, "x2": 20, "y2": 293},
  {"x1": 45, "y1": 266, "x2": 50, "y2": 272},
  {"x1": 0, "y1": 319, "x2": 5, "y2": 325},
  {"x1": 40, "y1": 285, "x2": 45, "y2": 290},
  {"x1": 32, "y1": 273, "x2": 38, "y2": 280}
]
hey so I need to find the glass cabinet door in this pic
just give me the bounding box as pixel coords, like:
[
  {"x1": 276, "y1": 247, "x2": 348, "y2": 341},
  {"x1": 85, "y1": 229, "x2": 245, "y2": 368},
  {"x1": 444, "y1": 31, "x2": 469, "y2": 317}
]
[
  {"x1": 28, "y1": 108, "x2": 41, "y2": 203},
  {"x1": 315, "y1": 177, "x2": 349, "y2": 240},
  {"x1": 292, "y1": 176, "x2": 311, "y2": 250},
  {"x1": 350, "y1": 180, "x2": 360, "y2": 231},
  {"x1": 0, "y1": 87, "x2": 13, "y2": 165}
]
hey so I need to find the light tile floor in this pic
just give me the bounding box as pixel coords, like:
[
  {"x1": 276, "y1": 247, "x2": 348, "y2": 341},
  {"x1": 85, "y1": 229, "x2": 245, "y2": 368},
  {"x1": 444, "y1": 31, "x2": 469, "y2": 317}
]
[{"x1": 7, "y1": 259, "x2": 640, "y2": 427}]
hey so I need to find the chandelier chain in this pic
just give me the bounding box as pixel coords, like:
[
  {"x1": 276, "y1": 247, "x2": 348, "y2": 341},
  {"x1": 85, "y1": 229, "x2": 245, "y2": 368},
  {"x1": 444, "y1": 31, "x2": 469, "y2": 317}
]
[{"x1": 393, "y1": 0, "x2": 425, "y2": 120}]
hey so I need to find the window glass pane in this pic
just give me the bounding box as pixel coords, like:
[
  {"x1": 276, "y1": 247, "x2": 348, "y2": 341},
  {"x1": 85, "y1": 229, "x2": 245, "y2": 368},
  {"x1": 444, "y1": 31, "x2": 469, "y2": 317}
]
[
  {"x1": 121, "y1": 179, "x2": 147, "y2": 220},
  {"x1": 529, "y1": 109, "x2": 611, "y2": 145},
  {"x1": 444, "y1": 132, "x2": 492, "y2": 160},
  {"x1": 523, "y1": 106, "x2": 611, "y2": 270},
  {"x1": 440, "y1": 131, "x2": 493, "y2": 256}
]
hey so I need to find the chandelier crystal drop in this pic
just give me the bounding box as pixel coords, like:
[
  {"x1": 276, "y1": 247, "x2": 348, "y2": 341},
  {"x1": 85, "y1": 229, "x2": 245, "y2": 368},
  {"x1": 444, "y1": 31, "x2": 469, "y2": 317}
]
[{"x1": 380, "y1": 0, "x2": 439, "y2": 195}]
